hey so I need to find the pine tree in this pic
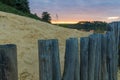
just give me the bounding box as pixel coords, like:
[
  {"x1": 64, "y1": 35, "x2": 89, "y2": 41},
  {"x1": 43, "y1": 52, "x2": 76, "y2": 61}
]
[
  {"x1": 42, "y1": 12, "x2": 51, "y2": 23},
  {"x1": 15, "y1": 0, "x2": 30, "y2": 13}
]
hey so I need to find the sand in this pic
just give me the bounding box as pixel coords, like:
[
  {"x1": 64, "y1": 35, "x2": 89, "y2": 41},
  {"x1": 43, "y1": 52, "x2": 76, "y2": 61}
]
[
  {"x1": 0, "y1": 11, "x2": 92, "y2": 80},
  {"x1": 118, "y1": 70, "x2": 120, "y2": 79}
]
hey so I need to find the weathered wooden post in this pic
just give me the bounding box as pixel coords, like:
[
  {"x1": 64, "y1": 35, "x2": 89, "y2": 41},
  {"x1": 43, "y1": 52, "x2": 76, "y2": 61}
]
[
  {"x1": 62, "y1": 38, "x2": 79, "y2": 80},
  {"x1": 51, "y1": 39, "x2": 61, "y2": 80},
  {"x1": 0, "y1": 44, "x2": 18, "y2": 80},
  {"x1": 118, "y1": 22, "x2": 120, "y2": 67},
  {"x1": 73, "y1": 40, "x2": 80, "y2": 80},
  {"x1": 80, "y1": 37, "x2": 89, "y2": 80},
  {"x1": 106, "y1": 31, "x2": 115, "y2": 80},
  {"x1": 38, "y1": 40, "x2": 53, "y2": 80},
  {"x1": 101, "y1": 35, "x2": 108, "y2": 80},
  {"x1": 38, "y1": 39, "x2": 61, "y2": 80},
  {"x1": 117, "y1": 22, "x2": 120, "y2": 68},
  {"x1": 108, "y1": 22, "x2": 120, "y2": 80},
  {"x1": 94, "y1": 34, "x2": 102, "y2": 80},
  {"x1": 88, "y1": 34, "x2": 97, "y2": 80}
]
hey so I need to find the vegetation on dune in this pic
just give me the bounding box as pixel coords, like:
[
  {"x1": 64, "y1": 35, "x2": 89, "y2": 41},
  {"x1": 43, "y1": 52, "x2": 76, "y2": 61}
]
[
  {"x1": 0, "y1": 1, "x2": 41, "y2": 20},
  {"x1": 15, "y1": 0, "x2": 30, "y2": 13},
  {"x1": 0, "y1": 0, "x2": 17, "y2": 7},
  {"x1": 0, "y1": 0, "x2": 53, "y2": 22},
  {"x1": 41, "y1": 12, "x2": 52, "y2": 23},
  {"x1": 57, "y1": 21, "x2": 108, "y2": 33},
  {"x1": 0, "y1": 0, "x2": 30, "y2": 13}
]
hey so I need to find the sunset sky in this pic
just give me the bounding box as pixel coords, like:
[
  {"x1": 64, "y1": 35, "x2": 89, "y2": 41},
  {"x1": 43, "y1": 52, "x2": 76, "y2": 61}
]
[{"x1": 29, "y1": 0, "x2": 120, "y2": 23}]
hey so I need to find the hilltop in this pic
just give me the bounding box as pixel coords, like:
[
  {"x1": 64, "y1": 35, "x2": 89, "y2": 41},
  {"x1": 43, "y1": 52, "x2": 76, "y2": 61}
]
[{"x1": 0, "y1": 11, "x2": 92, "y2": 80}]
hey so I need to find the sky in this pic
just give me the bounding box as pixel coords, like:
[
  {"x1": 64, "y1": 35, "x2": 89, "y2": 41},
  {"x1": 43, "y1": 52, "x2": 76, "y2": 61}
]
[{"x1": 29, "y1": 0, "x2": 120, "y2": 23}]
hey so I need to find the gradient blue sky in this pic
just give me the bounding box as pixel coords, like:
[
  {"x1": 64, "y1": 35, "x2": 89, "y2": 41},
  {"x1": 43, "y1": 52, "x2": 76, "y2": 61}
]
[{"x1": 29, "y1": 0, "x2": 120, "y2": 23}]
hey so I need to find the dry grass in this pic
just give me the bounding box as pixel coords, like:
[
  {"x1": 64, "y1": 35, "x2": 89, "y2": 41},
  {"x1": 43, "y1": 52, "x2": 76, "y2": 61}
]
[
  {"x1": 0, "y1": 11, "x2": 92, "y2": 80},
  {"x1": 118, "y1": 70, "x2": 120, "y2": 79}
]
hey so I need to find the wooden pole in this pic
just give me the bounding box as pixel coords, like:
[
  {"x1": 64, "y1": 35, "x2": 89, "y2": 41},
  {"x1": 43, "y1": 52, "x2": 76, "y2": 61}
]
[
  {"x1": 0, "y1": 44, "x2": 18, "y2": 80},
  {"x1": 108, "y1": 22, "x2": 120, "y2": 80},
  {"x1": 88, "y1": 34, "x2": 97, "y2": 80},
  {"x1": 51, "y1": 39, "x2": 61, "y2": 80},
  {"x1": 106, "y1": 31, "x2": 115, "y2": 80},
  {"x1": 73, "y1": 40, "x2": 80, "y2": 80},
  {"x1": 38, "y1": 39, "x2": 61, "y2": 80},
  {"x1": 118, "y1": 22, "x2": 120, "y2": 68},
  {"x1": 80, "y1": 37, "x2": 89, "y2": 80},
  {"x1": 94, "y1": 34, "x2": 102, "y2": 80},
  {"x1": 38, "y1": 40, "x2": 53, "y2": 80},
  {"x1": 110, "y1": 23, "x2": 117, "y2": 80},
  {"x1": 62, "y1": 38, "x2": 79, "y2": 80},
  {"x1": 101, "y1": 35, "x2": 108, "y2": 80}
]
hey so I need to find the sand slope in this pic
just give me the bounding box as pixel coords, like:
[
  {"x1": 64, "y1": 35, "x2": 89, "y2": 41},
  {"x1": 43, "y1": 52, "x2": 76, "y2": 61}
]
[{"x1": 0, "y1": 11, "x2": 92, "y2": 80}]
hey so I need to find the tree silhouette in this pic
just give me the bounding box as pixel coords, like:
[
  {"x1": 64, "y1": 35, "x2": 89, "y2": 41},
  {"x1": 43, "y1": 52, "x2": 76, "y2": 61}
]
[
  {"x1": 0, "y1": 0, "x2": 16, "y2": 6},
  {"x1": 41, "y1": 12, "x2": 51, "y2": 23},
  {"x1": 15, "y1": 0, "x2": 30, "y2": 13},
  {"x1": 0, "y1": 0, "x2": 30, "y2": 13}
]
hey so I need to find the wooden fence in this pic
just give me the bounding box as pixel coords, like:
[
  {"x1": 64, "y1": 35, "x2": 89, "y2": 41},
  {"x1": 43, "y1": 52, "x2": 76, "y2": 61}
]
[
  {"x1": 0, "y1": 22, "x2": 120, "y2": 80},
  {"x1": 0, "y1": 44, "x2": 18, "y2": 80}
]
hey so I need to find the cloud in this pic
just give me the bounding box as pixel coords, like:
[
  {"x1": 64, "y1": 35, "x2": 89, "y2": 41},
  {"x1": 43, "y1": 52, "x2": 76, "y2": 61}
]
[{"x1": 107, "y1": 17, "x2": 120, "y2": 20}]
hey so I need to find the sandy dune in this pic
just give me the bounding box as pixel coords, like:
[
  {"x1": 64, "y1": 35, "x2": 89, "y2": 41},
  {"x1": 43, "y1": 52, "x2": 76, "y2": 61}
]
[
  {"x1": 0, "y1": 11, "x2": 92, "y2": 80},
  {"x1": 118, "y1": 70, "x2": 120, "y2": 79}
]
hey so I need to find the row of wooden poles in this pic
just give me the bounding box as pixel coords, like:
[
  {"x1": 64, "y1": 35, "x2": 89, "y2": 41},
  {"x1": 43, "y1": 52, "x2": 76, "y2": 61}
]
[{"x1": 0, "y1": 22, "x2": 120, "y2": 80}]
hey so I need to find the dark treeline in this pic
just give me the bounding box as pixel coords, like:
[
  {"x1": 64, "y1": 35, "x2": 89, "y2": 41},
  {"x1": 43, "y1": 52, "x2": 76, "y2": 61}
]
[
  {"x1": 68, "y1": 21, "x2": 108, "y2": 33},
  {"x1": 0, "y1": 0, "x2": 52, "y2": 23},
  {"x1": 0, "y1": 0, "x2": 30, "y2": 13}
]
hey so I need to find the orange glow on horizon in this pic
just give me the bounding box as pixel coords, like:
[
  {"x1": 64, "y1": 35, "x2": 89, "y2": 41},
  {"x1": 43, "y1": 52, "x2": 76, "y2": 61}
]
[
  {"x1": 51, "y1": 20, "x2": 109, "y2": 24},
  {"x1": 51, "y1": 20, "x2": 98, "y2": 24},
  {"x1": 51, "y1": 21, "x2": 78, "y2": 24}
]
